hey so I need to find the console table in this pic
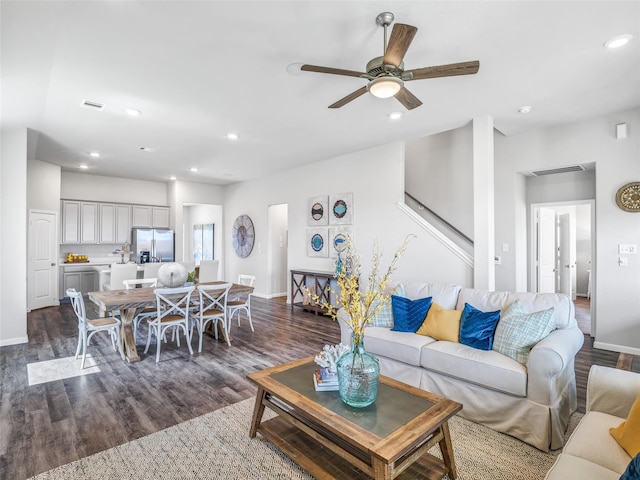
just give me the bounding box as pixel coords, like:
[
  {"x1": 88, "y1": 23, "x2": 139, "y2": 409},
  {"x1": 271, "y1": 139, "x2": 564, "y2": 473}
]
[{"x1": 290, "y1": 269, "x2": 335, "y2": 315}]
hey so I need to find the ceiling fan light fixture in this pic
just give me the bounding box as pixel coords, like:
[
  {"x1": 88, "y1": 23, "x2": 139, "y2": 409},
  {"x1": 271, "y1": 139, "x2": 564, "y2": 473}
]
[{"x1": 368, "y1": 76, "x2": 403, "y2": 98}]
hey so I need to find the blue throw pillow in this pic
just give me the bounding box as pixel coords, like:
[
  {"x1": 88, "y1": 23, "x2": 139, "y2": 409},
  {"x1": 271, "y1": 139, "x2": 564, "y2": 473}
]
[
  {"x1": 390, "y1": 296, "x2": 433, "y2": 333},
  {"x1": 620, "y1": 452, "x2": 640, "y2": 480},
  {"x1": 459, "y1": 303, "x2": 501, "y2": 350}
]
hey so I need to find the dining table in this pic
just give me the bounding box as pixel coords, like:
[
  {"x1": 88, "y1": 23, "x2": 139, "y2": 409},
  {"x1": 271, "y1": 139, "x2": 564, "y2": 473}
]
[{"x1": 88, "y1": 281, "x2": 254, "y2": 363}]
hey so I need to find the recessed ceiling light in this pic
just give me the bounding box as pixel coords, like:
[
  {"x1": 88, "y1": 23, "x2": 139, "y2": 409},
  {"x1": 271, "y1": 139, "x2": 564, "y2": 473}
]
[
  {"x1": 89, "y1": 152, "x2": 100, "y2": 158},
  {"x1": 285, "y1": 63, "x2": 305, "y2": 76},
  {"x1": 223, "y1": 173, "x2": 233, "y2": 177},
  {"x1": 604, "y1": 34, "x2": 633, "y2": 49},
  {"x1": 190, "y1": 167, "x2": 198, "y2": 172},
  {"x1": 169, "y1": 175, "x2": 177, "y2": 181},
  {"x1": 139, "y1": 147, "x2": 156, "y2": 152},
  {"x1": 518, "y1": 106, "x2": 532, "y2": 114},
  {"x1": 124, "y1": 108, "x2": 141, "y2": 116},
  {"x1": 79, "y1": 164, "x2": 89, "y2": 169},
  {"x1": 388, "y1": 111, "x2": 403, "y2": 120},
  {"x1": 226, "y1": 132, "x2": 239, "y2": 140}
]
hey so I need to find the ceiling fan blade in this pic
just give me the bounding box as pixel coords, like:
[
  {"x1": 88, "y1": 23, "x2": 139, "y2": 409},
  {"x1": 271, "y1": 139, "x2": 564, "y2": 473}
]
[
  {"x1": 301, "y1": 64, "x2": 365, "y2": 78},
  {"x1": 383, "y1": 23, "x2": 418, "y2": 68},
  {"x1": 328, "y1": 86, "x2": 368, "y2": 108},
  {"x1": 395, "y1": 87, "x2": 423, "y2": 110},
  {"x1": 406, "y1": 61, "x2": 480, "y2": 81}
]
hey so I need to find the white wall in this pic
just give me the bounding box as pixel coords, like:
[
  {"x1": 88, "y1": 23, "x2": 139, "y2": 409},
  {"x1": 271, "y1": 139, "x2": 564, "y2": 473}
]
[
  {"x1": 405, "y1": 122, "x2": 474, "y2": 238},
  {"x1": 495, "y1": 107, "x2": 640, "y2": 354},
  {"x1": 224, "y1": 142, "x2": 473, "y2": 298},
  {"x1": 0, "y1": 128, "x2": 28, "y2": 345},
  {"x1": 28, "y1": 159, "x2": 61, "y2": 211},
  {"x1": 61, "y1": 172, "x2": 167, "y2": 205}
]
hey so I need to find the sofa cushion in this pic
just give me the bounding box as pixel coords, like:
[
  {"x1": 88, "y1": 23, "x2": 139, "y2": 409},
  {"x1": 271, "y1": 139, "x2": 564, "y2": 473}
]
[
  {"x1": 459, "y1": 303, "x2": 501, "y2": 350},
  {"x1": 391, "y1": 295, "x2": 432, "y2": 333},
  {"x1": 388, "y1": 280, "x2": 461, "y2": 309},
  {"x1": 545, "y1": 454, "x2": 621, "y2": 480},
  {"x1": 563, "y1": 411, "x2": 632, "y2": 474},
  {"x1": 420, "y1": 341, "x2": 527, "y2": 396},
  {"x1": 610, "y1": 394, "x2": 640, "y2": 457},
  {"x1": 369, "y1": 284, "x2": 405, "y2": 328},
  {"x1": 493, "y1": 299, "x2": 555, "y2": 365},
  {"x1": 416, "y1": 302, "x2": 461, "y2": 342},
  {"x1": 363, "y1": 327, "x2": 435, "y2": 366}
]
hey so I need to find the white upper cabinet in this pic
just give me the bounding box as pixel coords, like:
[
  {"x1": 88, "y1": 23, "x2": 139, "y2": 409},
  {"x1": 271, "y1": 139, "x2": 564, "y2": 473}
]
[
  {"x1": 61, "y1": 201, "x2": 80, "y2": 244},
  {"x1": 152, "y1": 207, "x2": 170, "y2": 228},
  {"x1": 99, "y1": 204, "x2": 116, "y2": 244},
  {"x1": 115, "y1": 204, "x2": 131, "y2": 244},
  {"x1": 80, "y1": 202, "x2": 98, "y2": 243},
  {"x1": 132, "y1": 205, "x2": 152, "y2": 228}
]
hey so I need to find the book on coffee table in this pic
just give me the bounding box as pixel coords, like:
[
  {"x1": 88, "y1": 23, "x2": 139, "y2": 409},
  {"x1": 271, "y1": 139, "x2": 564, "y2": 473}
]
[{"x1": 313, "y1": 368, "x2": 338, "y2": 391}]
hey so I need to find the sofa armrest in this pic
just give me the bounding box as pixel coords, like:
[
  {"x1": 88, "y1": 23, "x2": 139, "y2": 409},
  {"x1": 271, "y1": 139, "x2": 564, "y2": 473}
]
[
  {"x1": 527, "y1": 326, "x2": 584, "y2": 405},
  {"x1": 587, "y1": 365, "x2": 640, "y2": 417}
]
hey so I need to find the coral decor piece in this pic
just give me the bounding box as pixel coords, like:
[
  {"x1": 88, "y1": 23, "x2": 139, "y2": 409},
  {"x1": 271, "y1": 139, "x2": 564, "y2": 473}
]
[{"x1": 314, "y1": 343, "x2": 350, "y2": 374}]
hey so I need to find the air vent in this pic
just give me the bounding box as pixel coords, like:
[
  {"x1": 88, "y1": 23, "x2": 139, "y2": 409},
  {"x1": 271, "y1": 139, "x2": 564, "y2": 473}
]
[
  {"x1": 81, "y1": 100, "x2": 105, "y2": 111},
  {"x1": 530, "y1": 165, "x2": 585, "y2": 176}
]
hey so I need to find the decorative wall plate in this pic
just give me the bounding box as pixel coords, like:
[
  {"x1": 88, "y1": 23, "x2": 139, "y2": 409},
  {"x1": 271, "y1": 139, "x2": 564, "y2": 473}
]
[
  {"x1": 232, "y1": 214, "x2": 255, "y2": 257},
  {"x1": 616, "y1": 182, "x2": 640, "y2": 212}
]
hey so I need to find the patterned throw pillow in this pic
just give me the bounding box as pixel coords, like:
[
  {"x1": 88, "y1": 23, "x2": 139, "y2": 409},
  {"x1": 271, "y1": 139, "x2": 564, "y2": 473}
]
[
  {"x1": 458, "y1": 303, "x2": 501, "y2": 350},
  {"x1": 416, "y1": 301, "x2": 462, "y2": 342},
  {"x1": 369, "y1": 284, "x2": 405, "y2": 328},
  {"x1": 493, "y1": 299, "x2": 556, "y2": 365},
  {"x1": 390, "y1": 295, "x2": 433, "y2": 333}
]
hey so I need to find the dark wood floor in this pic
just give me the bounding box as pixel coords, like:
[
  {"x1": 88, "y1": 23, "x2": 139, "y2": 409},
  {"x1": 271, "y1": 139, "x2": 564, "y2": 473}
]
[{"x1": 1, "y1": 297, "x2": 619, "y2": 479}]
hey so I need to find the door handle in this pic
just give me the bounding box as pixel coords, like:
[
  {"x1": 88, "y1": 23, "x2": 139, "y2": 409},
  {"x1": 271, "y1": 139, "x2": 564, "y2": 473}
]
[{"x1": 51, "y1": 262, "x2": 56, "y2": 267}]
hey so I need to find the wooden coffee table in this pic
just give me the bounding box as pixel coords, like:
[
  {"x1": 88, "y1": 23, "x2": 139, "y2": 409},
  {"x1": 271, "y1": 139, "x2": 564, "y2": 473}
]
[{"x1": 248, "y1": 357, "x2": 462, "y2": 479}]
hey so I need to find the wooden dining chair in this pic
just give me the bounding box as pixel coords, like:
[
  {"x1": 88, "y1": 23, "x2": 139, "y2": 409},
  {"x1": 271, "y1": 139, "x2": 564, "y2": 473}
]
[
  {"x1": 123, "y1": 278, "x2": 158, "y2": 341},
  {"x1": 145, "y1": 286, "x2": 195, "y2": 363},
  {"x1": 193, "y1": 282, "x2": 233, "y2": 350},
  {"x1": 227, "y1": 274, "x2": 255, "y2": 332},
  {"x1": 67, "y1": 288, "x2": 124, "y2": 369}
]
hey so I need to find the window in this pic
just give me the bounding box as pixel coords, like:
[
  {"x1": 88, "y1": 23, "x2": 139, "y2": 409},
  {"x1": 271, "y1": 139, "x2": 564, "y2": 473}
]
[{"x1": 193, "y1": 223, "x2": 214, "y2": 265}]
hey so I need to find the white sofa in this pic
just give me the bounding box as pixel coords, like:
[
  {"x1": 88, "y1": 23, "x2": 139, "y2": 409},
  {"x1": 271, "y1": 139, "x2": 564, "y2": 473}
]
[
  {"x1": 337, "y1": 280, "x2": 585, "y2": 451},
  {"x1": 546, "y1": 365, "x2": 640, "y2": 479}
]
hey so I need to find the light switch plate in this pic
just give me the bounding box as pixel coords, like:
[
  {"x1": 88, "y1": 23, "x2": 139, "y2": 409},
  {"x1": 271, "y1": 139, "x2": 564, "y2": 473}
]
[{"x1": 619, "y1": 244, "x2": 638, "y2": 255}]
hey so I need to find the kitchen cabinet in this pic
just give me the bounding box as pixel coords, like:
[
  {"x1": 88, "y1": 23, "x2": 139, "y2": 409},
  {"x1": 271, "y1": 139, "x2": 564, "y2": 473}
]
[
  {"x1": 99, "y1": 204, "x2": 131, "y2": 244},
  {"x1": 132, "y1": 205, "x2": 170, "y2": 228},
  {"x1": 61, "y1": 201, "x2": 98, "y2": 244},
  {"x1": 61, "y1": 268, "x2": 98, "y2": 298}
]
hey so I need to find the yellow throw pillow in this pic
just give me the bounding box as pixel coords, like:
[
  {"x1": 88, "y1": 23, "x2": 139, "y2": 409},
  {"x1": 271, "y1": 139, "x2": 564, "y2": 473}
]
[
  {"x1": 416, "y1": 301, "x2": 462, "y2": 342},
  {"x1": 611, "y1": 394, "x2": 640, "y2": 458}
]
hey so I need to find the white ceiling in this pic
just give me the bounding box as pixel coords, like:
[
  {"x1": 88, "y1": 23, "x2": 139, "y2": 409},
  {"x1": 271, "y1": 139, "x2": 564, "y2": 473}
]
[{"x1": 2, "y1": 1, "x2": 639, "y2": 186}]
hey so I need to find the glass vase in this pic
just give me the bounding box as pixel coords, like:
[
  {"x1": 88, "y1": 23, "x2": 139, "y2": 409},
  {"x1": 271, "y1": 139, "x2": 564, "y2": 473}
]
[{"x1": 336, "y1": 332, "x2": 380, "y2": 408}]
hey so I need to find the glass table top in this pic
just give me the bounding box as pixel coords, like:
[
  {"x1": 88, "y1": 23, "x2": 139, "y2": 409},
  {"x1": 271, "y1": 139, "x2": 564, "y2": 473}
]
[{"x1": 271, "y1": 361, "x2": 435, "y2": 438}]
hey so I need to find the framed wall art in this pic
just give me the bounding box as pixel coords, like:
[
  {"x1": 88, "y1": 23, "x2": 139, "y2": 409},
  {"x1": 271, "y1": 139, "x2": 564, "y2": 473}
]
[
  {"x1": 329, "y1": 192, "x2": 353, "y2": 225},
  {"x1": 329, "y1": 227, "x2": 352, "y2": 258},
  {"x1": 308, "y1": 195, "x2": 329, "y2": 225},
  {"x1": 307, "y1": 227, "x2": 329, "y2": 257}
]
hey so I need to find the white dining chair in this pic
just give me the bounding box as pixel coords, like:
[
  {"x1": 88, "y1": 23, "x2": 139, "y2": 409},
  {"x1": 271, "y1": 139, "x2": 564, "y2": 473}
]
[
  {"x1": 67, "y1": 288, "x2": 124, "y2": 369},
  {"x1": 198, "y1": 260, "x2": 220, "y2": 283},
  {"x1": 145, "y1": 286, "x2": 195, "y2": 363},
  {"x1": 104, "y1": 263, "x2": 139, "y2": 291},
  {"x1": 143, "y1": 262, "x2": 163, "y2": 281},
  {"x1": 227, "y1": 274, "x2": 255, "y2": 332},
  {"x1": 193, "y1": 282, "x2": 232, "y2": 351},
  {"x1": 123, "y1": 278, "x2": 158, "y2": 341}
]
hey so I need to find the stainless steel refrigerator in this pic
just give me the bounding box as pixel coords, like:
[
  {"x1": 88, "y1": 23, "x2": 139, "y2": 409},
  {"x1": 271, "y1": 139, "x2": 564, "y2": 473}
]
[{"x1": 131, "y1": 228, "x2": 174, "y2": 263}]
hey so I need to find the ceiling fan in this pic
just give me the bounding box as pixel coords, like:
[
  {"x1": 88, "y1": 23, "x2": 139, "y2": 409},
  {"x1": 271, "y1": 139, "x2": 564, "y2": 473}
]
[{"x1": 301, "y1": 12, "x2": 480, "y2": 110}]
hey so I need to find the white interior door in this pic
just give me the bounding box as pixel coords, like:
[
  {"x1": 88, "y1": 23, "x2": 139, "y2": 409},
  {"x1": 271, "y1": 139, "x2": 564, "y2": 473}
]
[
  {"x1": 558, "y1": 212, "x2": 575, "y2": 299},
  {"x1": 29, "y1": 210, "x2": 59, "y2": 310},
  {"x1": 537, "y1": 207, "x2": 556, "y2": 293}
]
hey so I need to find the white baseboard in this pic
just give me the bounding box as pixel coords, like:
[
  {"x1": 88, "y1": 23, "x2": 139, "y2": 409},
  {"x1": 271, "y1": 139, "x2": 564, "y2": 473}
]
[
  {"x1": 593, "y1": 341, "x2": 640, "y2": 356},
  {"x1": 251, "y1": 292, "x2": 287, "y2": 300},
  {"x1": 0, "y1": 336, "x2": 29, "y2": 347}
]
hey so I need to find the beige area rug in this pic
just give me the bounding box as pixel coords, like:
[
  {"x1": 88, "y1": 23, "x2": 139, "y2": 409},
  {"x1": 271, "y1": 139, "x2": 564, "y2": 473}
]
[{"x1": 31, "y1": 398, "x2": 580, "y2": 480}]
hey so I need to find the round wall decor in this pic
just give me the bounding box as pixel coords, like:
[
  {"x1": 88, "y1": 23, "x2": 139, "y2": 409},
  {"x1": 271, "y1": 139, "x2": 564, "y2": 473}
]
[
  {"x1": 615, "y1": 182, "x2": 640, "y2": 212},
  {"x1": 232, "y1": 214, "x2": 255, "y2": 257}
]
